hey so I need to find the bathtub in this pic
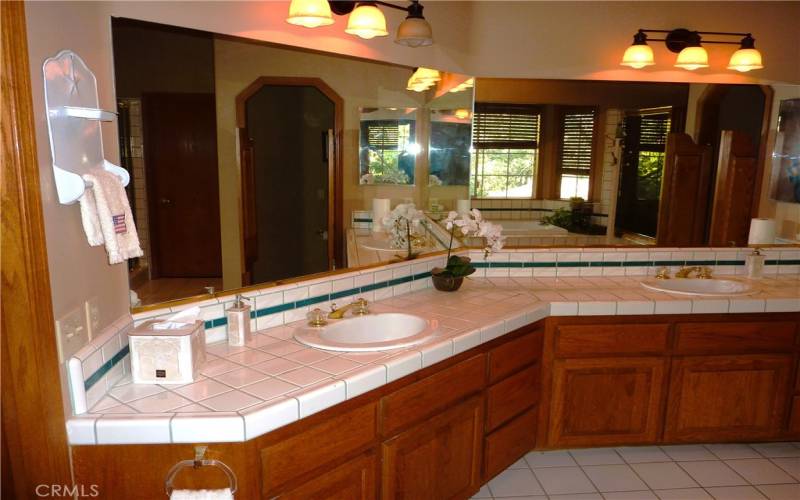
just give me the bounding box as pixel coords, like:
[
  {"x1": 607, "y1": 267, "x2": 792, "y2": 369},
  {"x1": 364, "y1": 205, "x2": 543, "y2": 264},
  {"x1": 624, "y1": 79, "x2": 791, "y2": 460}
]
[{"x1": 488, "y1": 219, "x2": 569, "y2": 237}]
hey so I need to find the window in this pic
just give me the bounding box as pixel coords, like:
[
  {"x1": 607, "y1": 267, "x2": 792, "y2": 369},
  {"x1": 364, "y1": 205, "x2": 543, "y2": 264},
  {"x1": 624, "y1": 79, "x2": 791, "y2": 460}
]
[
  {"x1": 359, "y1": 108, "x2": 417, "y2": 185},
  {"x1": 470, "y1": 103, "x2": 540, "y2": 198},
  {"x1": 559, "y1": 109, "x2": 596, "y2": 199},
  {"x1": 633, "y1": 113, "x2": 670, "y2": 200}
]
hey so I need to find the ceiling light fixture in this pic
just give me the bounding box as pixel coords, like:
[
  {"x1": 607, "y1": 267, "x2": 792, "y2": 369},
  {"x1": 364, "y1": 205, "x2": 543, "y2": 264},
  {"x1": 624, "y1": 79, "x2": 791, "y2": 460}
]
[
  {"x1": 288, "y1": 0, "x2": 433, "y2": 47},
  {"x1": 621, "y1": 28, "x2": 764, "y2": 72},
  {"x1": 406, "y1": 67, "x2": 440, "y2": 92}
]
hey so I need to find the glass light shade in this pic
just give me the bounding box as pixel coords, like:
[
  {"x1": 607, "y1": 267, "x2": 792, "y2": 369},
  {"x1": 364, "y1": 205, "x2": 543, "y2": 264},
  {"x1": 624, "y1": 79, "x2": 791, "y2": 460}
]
[
  {"x1": 286, "y1": 0, "x2": 334, "y2": 28},
  {"x1": 454, "y1": 109, "x2": 471, "y2": 120},
  {"x1": 412, "y1": 67, "x2": 441, "y2": 83},
  {"x1": 727, "y1": 48, "x2": 764, "y2": 72},
  {"x1": 395, "y1": 17, "x2": 433, "y2": 47},
  {"x1": 620, "y1": 44, "x2": 655, "y2": 69},
  {"x1": 345, "y1": 4, "x2": 388, "y2": 39},
  {"x1": 674, "y1": 46, "x2": 709, "y2": 70}
]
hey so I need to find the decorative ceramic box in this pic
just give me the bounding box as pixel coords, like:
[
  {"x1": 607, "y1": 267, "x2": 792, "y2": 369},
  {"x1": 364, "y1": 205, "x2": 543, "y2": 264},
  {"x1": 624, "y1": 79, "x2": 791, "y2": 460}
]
[{"x1": 128, "y1": 319, "x2": 206, "y2": 384}]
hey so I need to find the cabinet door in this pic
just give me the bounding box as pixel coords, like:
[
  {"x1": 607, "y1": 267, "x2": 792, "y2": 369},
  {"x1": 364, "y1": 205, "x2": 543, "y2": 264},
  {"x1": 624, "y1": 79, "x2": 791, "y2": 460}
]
[
  {"x1": 548, "y1": 357, "x2": 666, "y2": 447},
  {"x1": 665, "y1": 355, "x2": 793, "y2": 442},
  {"x1": 279, "y1": 452, "x2": 376, "y2": 500},
  {"x1": 382, "y1": 396, "x2": 483, "y2": 500}
]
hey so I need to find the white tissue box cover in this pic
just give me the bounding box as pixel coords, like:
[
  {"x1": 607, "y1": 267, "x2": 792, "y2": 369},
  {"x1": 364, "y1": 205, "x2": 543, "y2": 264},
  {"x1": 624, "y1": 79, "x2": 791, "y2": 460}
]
[{"x1": 129, "y1": 319, "x2": 206, "y2": 384}]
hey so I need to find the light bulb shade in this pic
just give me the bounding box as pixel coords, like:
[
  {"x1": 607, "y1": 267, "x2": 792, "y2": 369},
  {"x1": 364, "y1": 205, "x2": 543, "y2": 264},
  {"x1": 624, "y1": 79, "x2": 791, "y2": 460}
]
[
  {"x1": 621, "y1": 44, "x2": 655, "y2": 69},
  {"x1": 412, "y1": 67, "x2": 441, "y2": 82},
  {"x1": 727, "y1": 48, "x2": 763, "y2": 72},
  {"x1": 395, "y1": 17, "x2": 433, "y2": 47},
  {"x1": 286, "y1": 0, "x2": 334, "y2": 28},
  {"x1": 674, "y1": 46, "x2": 709, "y2": 70},
  {"x1": 345, "y1": 4, "x2": 388, "y2": 39}
]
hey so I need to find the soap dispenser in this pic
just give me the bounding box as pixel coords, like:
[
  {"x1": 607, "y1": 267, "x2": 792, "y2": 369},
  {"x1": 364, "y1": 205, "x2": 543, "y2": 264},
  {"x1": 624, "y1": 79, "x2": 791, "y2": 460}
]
[
  {"x1": 227, "y1": 295, "x2": 252, "y2": 346},
  {"x1": 746, "y1": 248, "x2": 765, "y2": 279}
]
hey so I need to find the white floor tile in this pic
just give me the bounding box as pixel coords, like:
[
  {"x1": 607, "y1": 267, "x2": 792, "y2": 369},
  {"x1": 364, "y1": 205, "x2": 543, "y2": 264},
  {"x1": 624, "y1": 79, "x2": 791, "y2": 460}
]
[
  {"x1": 678, "y1": 460, "x2": 747, "y2": 487},
  {"x1": 705, "y1": 485, "x2": 767, "y2": 499},
  {"x1": 549, "y1": 494, "x2": 603, "y2": 500},
  {"x1": 583, "y1": 465, "x2": 648, "y2": 492},
  {"x1": 660, "y1": 445, "x2": 717, "y2": 462},
  {"x1": 618, "y1": 447, "x2": 672, "y2": 464},
  {"x1": 571, "y1": 448, "x2": 626, "y2": 465},
  {"x1": 602, "y1": 492, "x2": 658, "y2": 500},
  {"x1": 631, "y1": 462, "x2": 698, "y2": 490},
  {"x1": 526, "y1": 450, "x2": 578, "y2": 468},
  {"x1": 724, "y1": 459, "x2": 796, "y2": 485},
  {"x1": 508, "y1": 458, "x2": 529, "y2": 469},
  {"x1": 654, "y1": 488, "x2": 712, "y2": 500},
  {"x1": 488, "y1": 468, "x2": 546, "y2": 497},
  {"x1": 770, "y1": 457, "x2": 800, "y2": 481},
  {"x1": 751, "y1": 443, "x2": 800, "y2": 458},
  {"x1": 706, "y1": 444, "x2": 762, "y2": 460},
  {"x1": 756, "y1": 483, "x2": 800, "y2": 500},
  {"x1": 533, "y1": 466, "x2": 597, "y2": 495},
  {"x1": 470, "y1": 484, "x2": 492, "y2": 498}
]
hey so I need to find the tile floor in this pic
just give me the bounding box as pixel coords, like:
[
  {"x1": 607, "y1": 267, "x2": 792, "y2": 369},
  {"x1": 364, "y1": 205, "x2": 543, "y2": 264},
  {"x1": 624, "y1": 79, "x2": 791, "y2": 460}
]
[{"x1": 474, "y1": 443, "x2": 800, "y2": 500}]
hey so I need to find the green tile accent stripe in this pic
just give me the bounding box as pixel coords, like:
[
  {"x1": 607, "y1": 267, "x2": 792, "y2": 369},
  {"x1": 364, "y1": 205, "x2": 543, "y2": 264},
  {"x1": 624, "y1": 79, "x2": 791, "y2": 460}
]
[
  {"x1": 84, "y1": 345, "x2": 130, "y2": 391},
  {"x1": 472, "y1": 258, "x2": 799, "y2": 270}
]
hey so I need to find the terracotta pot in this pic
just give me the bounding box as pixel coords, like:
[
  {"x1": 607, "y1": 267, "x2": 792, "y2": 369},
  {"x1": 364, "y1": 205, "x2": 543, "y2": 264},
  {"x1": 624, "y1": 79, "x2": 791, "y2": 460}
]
[{"x1": 431, "y1": 274, "x2": 464, "y2": 292}]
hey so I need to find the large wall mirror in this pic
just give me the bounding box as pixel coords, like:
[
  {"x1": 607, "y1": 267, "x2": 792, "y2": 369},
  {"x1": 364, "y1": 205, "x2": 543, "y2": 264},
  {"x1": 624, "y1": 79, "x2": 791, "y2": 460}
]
[{"x1": 112, "y1": 18, "x2": 472, "y2": 307}]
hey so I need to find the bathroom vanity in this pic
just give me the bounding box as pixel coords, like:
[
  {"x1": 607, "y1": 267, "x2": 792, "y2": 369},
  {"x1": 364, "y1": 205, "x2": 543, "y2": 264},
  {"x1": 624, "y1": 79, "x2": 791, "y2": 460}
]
[{"x1": 71, "y1": 306, "x2": 800, "y2": 499}]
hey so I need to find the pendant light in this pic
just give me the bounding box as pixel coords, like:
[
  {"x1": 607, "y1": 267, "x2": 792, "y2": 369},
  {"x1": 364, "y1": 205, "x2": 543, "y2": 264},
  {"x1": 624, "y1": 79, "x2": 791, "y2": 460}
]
[
  {"x1": 345, "y1": 2, "x2": 389, "y2": 39},
  {"x1": 727, "y1": 34, "x2": 764, "y2": 72},
  {"x1": 620, "y1": 31, "x2": 655, "y2": 69},
  {"x1": 395, "y1": 0, "x2": 433, "y2": 47},
  {"x1": 286, "y1": 0, "x2": 334, "y2": 28},
  {"x1": 674, "y1": 32, "x2": 708, "y2": 70}
]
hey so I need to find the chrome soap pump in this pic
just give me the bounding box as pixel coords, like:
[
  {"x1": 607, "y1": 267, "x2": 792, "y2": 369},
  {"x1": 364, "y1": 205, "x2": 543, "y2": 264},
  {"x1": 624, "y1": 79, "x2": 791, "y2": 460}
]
[{"x1": 227, "y1": 295, "x2": 252, "y2": 347}]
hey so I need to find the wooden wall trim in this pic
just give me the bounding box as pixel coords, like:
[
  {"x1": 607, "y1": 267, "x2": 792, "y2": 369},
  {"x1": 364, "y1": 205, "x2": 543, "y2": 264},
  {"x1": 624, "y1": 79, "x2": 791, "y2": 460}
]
[{"x1": 1, "y1": 1, "x2": 73, "y2": 496}]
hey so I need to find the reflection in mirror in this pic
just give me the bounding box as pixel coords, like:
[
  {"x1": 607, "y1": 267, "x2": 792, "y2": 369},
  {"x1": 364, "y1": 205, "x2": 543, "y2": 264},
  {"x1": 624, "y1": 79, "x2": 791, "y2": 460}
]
[
  {"x1": 467, "y1": 78, "x2": 797, "y2": 249},
  {"x1": 111, "y1": 18, "x2": 473, "y2": 308},
  {"x1": 359, "y1": 107, "x2": 417, "y2": 185}
]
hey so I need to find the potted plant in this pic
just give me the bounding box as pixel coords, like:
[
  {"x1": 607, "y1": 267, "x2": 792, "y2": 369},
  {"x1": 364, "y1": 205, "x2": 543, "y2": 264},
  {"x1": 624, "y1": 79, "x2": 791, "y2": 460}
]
[
  {"x1": 431, "y1": 209, "x2": 505, "y2": 292},
  {"x1": 382, "y1": 203, "x2": 425, "y2": 260}
]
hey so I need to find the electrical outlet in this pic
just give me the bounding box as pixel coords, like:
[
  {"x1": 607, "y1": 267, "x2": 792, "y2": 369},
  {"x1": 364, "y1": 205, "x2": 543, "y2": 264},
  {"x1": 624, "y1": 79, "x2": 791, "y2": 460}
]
[
  {"x1": 85, "y1": 297, "x2": 101, "y2": 340},
  {"x1": 56, "y1": 306, "x2": 89, "y2": 362}
]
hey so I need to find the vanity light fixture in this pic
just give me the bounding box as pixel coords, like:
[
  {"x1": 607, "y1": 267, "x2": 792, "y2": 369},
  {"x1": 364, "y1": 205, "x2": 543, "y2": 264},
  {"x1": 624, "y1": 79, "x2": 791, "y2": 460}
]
[
  {"x1": 288, "y1": 0, "x2": 433, "y2": 46},
  {"x1": 621, "y1": 28, "x2": 763, "y2": 72},
  {"x1": 449, "y1": 78, "x2": 475, "y2": 93},
  {"x1": 406, "y1": 67, "x2": 440, "y2": 92}
]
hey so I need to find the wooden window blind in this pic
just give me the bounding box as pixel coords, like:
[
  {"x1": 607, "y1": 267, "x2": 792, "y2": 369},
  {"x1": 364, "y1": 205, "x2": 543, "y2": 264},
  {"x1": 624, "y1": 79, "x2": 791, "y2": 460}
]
[
  {"x1": 364, "y1": 120, "x2": 413, "y2": 150},
  {"x1": 638, "y1": 113, "x2": 671, "y2": 151},
  {"x1": 473, "y1": 103, "x2": 540, "y2": 149},
  {"x1": 560, "y1": 110, "x2": 596, "y2": 176}
]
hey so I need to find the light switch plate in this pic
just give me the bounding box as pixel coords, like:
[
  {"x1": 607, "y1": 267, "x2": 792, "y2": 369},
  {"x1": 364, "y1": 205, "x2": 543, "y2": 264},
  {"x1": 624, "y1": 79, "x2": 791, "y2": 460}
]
[
  {"x1": 56, "y1": 305, "x2": 89, "y2": 362},
  {"x1": 85, "y1": 297, "x2": 100, "y2": 340}
]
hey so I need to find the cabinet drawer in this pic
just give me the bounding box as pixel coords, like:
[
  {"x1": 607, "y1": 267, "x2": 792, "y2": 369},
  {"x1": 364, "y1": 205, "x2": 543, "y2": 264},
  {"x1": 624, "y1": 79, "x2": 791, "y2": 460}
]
[
  {"x1": 674, "y1": 322, "x2": 796, "y2": 354},
  {"x1": 381, "y1": 355, "x2": 486, "y2": 436},
  {"x1": 789, "y1": 397, "x2": 800, "y2": 436},
  {"x1": 261, "y1": 402, "x2": 377, "y2": 495},
  {"x1": 555, "y1": 323, "x2": 669, "y2": 357},
  {"x1": 485, "y1": 407, "x2": 538, "y2": 480},
  {"x1": 486, "y1": 364, "x2": 540, "y2": 431},
  {"x1": 488, "y1": 328, "x2": 543, "y2": 383},
  {"x1": 278, "y1": 452, "x2": 377, "y2": 500}
]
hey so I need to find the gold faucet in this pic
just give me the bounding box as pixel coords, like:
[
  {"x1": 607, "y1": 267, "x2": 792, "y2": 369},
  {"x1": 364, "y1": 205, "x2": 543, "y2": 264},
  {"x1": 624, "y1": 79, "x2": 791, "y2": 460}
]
[
  {"x1": 675, "y1": 266, "x2": 713, "y2": 279},
  {"x1": 328, "y1": 298, "x2": 369, "y2": 319}
]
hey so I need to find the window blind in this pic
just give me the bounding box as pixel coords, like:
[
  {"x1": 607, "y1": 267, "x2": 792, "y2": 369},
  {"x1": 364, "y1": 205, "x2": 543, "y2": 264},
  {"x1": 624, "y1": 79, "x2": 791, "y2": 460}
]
[
  {"x1": 363, "y1": 120, "x2": 413, "y2": 150},
  {"x1": 638, "y1": 113, "x2": 671, "y2": 151},
  {"x1": 560, "y1": 110, "x2": 596, "y2": 176},
  {"x1": 473, "y1": 103, "x2": 540, "y2": 149}
]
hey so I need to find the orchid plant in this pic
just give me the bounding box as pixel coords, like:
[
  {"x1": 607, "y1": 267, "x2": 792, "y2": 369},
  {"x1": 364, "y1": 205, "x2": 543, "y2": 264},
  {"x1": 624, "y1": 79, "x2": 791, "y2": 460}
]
[
  {"x1": 382, "y1": 203, "x2": 425, "y2": 260},
  {"x1": 435, "y1": 208, "x2": 505, "y2": 279}
]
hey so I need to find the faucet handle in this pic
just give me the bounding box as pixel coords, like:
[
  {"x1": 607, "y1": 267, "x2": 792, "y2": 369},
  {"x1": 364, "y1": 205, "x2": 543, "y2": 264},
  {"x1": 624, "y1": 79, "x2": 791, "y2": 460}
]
[
  {"x1": 352, "y1": 297, "x2": 369, "y2": 316},
  {"x1": 307, "y1": 308, "x2": 328, "y2": 327},
  {"x1": 655, "y1": 267, "x2": 670, "y2": 279},
  {"x1": 699, "y1": 267, "x2": 713, "y2": 279}
]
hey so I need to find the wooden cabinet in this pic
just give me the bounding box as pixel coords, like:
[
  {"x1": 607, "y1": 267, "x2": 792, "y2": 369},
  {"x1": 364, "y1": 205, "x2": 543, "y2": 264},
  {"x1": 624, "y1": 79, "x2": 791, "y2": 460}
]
[
  {"x1": 382, "y1": 397, "x2": 484, "y2": 500},
  {"x1": 665, "y1": 355, "x2": 793, "y2": 442},
  {"x1": 279, "y1": 452, "x2": 377, "y2": 500},
  {"x1": 485, "y1": 408, "x2": 538, "y2": 480},
  {"x1": 548, "y1": 357, "x2": 666, "y2": 447}
]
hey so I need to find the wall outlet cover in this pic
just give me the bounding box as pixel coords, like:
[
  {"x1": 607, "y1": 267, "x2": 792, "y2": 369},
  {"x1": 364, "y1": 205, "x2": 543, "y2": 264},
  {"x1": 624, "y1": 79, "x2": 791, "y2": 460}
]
[{"x1": 56, "y1": 305, "x2": 89, "y2": 362}]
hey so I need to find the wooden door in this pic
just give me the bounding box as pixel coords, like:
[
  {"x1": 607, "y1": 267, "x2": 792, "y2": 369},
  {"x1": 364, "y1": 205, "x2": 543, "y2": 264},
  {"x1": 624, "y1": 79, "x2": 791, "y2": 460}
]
[
  {"x1": 709, "y1": 131, "x2": 759, "y2": 246},
  {"x1": 382, "y1": 396, "x2": 484, "y2": 500},
  {"x1": 239, "y1": 128, "x2": 257, "y2": 286},
  {"x1": 656, "y1": 133, "x2": 712, "y2": 245},
  {"x1": 279, "y1": 452, "x2": 377, "y2": 500},
  {"x1": 665, "y1": 355, "x2": 793, "y2": 442},
  {"x1": 548, "y1": 357, "x2": 666, "y2": 447},
  {"x1": 142, "y1": 92, "x2": 222, "y2": 278}
]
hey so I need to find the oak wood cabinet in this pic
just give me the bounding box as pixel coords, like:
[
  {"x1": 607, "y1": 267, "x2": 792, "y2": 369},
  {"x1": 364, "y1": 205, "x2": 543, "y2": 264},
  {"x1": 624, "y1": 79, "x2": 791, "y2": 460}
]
[
  {"x1": 665, "y1": 355, "x2": 793, "y2": 442},
  {"x1": 382, "y1": 396, "x2": 484, "y2": 499},
  {"x1": 279, "y1": 452, "x2": 377, "y2": 500}
]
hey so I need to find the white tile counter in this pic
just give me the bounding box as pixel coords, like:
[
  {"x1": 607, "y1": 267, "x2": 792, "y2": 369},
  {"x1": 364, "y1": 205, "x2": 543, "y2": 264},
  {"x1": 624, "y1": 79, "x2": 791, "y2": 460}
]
[{"x1": 67, "y1": 275, "x2": 800, "y2": 445}]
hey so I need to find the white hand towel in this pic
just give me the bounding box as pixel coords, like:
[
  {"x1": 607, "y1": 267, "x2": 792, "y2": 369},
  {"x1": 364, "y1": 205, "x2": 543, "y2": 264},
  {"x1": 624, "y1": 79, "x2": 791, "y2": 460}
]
[
  {"x1": 79, "y1": 168, "x2": 143, "y2": 264},
  {"x1": 170, "y1": 488, "x2": 233, "y2": 500}
]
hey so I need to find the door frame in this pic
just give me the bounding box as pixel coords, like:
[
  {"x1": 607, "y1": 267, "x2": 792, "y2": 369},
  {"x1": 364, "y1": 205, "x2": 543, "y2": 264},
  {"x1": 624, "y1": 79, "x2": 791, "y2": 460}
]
[
  {"x1": 1, "y1": 1, "x2": 73, "y2": 495},
  {"x1": 235, "y1": 77, "x2": 344, "y2": 284}
]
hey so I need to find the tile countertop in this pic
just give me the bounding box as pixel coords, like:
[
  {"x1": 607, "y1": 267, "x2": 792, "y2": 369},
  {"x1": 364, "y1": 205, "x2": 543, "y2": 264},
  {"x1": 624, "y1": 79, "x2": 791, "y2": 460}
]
[{"x1": 67, "y1": 275, "x2": 800, "y2": 445}]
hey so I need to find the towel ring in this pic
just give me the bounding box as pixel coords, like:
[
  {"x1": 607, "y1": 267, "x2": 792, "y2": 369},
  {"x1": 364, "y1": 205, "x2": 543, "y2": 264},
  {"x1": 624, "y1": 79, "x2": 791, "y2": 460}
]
[{"x1": 164, "y1": 446, "x2": 237, "y2": 497}]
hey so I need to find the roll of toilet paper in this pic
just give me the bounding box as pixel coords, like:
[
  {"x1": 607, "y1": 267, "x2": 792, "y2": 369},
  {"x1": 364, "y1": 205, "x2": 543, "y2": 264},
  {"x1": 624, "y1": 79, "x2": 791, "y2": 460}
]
[
  {"x1": 456, "y1": 199, "x2": 471, "y2": 216},
  {"x1": 372, "y1": 198, "x2": 391, "y2": 233},
  {"x1": 748, "y1": 218, "x2": 776, "y2": 245}
]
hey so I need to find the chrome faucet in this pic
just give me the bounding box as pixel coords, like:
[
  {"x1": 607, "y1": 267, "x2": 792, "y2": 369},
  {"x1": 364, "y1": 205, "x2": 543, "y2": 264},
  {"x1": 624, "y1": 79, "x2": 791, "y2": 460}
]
[
  {"x1": 328, "y1": 298, "x2": 369, "y2": 319},
  {"x1": 675, "y1": 266, "x2": 713, "y2": 279}
]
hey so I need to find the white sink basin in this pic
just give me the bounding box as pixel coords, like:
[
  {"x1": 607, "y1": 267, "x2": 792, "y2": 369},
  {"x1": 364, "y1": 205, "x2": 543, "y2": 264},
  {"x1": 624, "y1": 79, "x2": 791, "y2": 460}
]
[
  {"x1": 294, "y1": 313, "x2": 438, "y2": 352},
  {"x1": 641, "y1": 278, "x2": 756, "y2": 297}
]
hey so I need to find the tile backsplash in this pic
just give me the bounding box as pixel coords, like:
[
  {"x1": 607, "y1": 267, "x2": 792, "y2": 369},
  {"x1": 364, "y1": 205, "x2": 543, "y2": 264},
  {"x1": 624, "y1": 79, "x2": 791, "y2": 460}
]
[{"x1": 66, "y1": 246, "x2": 799, "y2": 415}]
